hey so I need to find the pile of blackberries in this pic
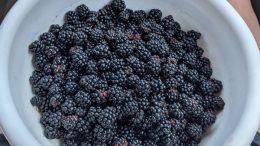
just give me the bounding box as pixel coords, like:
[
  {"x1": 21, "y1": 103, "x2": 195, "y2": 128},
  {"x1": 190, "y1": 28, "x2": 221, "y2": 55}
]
[{"x1": 29, "y1": 0, "x2": 225, "y2": 145}]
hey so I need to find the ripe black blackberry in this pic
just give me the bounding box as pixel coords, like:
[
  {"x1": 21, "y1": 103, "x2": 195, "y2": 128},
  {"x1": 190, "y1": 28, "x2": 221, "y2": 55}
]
[
  {"x1": 146, "y1": 39, "x2": 169, "y2": 57},
  {"x1": 185, "y1": 69, "x2": 200, "y2": 83},
  {"x1": 116, "y1": 42, "x2": 134, "y2": 58},
  {"x1": 70, "y1": 47, "x2": 88, "y2": 69},
  {"x1": 119, "y1": 8, "x2": 133, "y2": 22},
  {"x1": 164, "y1": 90, "x2": 180, "y2": 104},
  {"x1": 62, "y1": 115, "x2": 79, "y2": 130},
  {"x1": 43, "y1": 63, "x2": 52, "y2": 75},
  {"x1": 84, "y1": 60, "x2": 97, "y2": 75},
  {"x1": 187, "y1": 30, "x2": 201, "y2": 40},
  {"x1": 97, "y1": 107, "x2": 117, "y2": 129},
  {"x1": 130, "y1": 10, "x2": 146, "y2": 24},
  {"x1": 161, "y1": 15, "x2": 180, "y2": 32},
  {"x1": 199, "y1": 112, "x2": 216, "y2": 131},
  {"x1": 92, "y1": 44, "x2": 111, "y2": 59},
  {"x1": 135, "y1": 79, "x2": 152, "y2": 97},
  {"x1": 168, "y1": 103, "x2": 185, "y2": 119},
  {"x1": 74, "y1": 91, "x2": 91, "y2": 108},
  {"x1": 186, "y1": 123, "x2": 203, "y2": 142},
  {"x1": 49, "y1": 24, "x2": 61, "y2": 36},
  {"x1": 64, "y1": 82, "x2": 79, "y2": 95},
  {"x1": 39, "y1": 32, "x2": 56, "y2": 46},
  {"x1": 44, "y1": 46, "x2": 59, "y2": 60},
  {"x1": 30, "y1": 70, "x2": 45, "y2": 85},
  {"x1": 150, "y1": 79, "x2": 165, "y2": 94},
  {"x1": 33, "y1": 53, "x2": 49, "y2": 70},
  {"x1": 113, "y1": 137, "x2": 128, "y2": 146},
  {"x1": 134, "y1": 45, "x2": 152, "y2": 62},
  {"x1": 65, "y1": 11, "x2": 80, "y2": 24},
  {"x1": 38, "y1": 75, "x2": 53, "y2": 90},
  {"x1": 108, "y1": 85, "x2": 126, "y2": 104},
  {"x1": 161, "y1": 63, "x2": 177, "y2": 79},
  {"x1": 123, "y1": 100, "x2": 139, "y2": 117},
  {"x1": 88, "y1": 29, "x2": 103, "y2": 43},
  {"x1": 58, "y1": 30, "x2": 75, "y2": 45},
  {"x1": 44, "y1": 125, "x2": 61, "y2": 139},
  {"x1": 111, "y1": 0, "x2": 126, "y2": 13},
  {"x1": 79, "y1": 75, "x2": 99, "y2": 91},
  {"x1": 148, "y1": 9, "x2": 162, "y2": 23},
  {"x1": 30, "y1": 96, "x2": 43, "y2": 107},
  {"x1": 29, "y1": 40, "x2": 45, "y2": 54},
  {"x1": 76, "y1": 4, "x2": 89, "y2": 20},
  {"x1": 49, "y1": 94, "x2": 63, "y2": 108},
  {"x1": 52, "y1": 56, "x2": 68, "y2": 74},
  {"x1": 182, "y1": 97, "x2": 203, "y2": 118},
  {"x1": 110, "y1": 59, "x2": 125, "y2": 71},
  {"x1": 74, "y1": 31, "x2": 87, "y2": 46},
  {"x1": 109, "y1": 70, "x2": 127, "y2": 86},
  {"x1": 61, "y1": 99, "x2": 77, "y2": 114}
]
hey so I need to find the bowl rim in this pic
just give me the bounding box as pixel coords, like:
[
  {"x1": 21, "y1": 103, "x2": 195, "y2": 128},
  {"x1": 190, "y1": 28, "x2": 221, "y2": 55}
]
[{"x1": 0, "y1": 0, "x2": 260, "y2": 146}]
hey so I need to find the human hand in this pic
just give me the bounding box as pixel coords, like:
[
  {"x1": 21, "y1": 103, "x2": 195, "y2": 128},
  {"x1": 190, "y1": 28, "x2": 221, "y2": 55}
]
[{"x1": 228, "y1": 0, "x2": 260, "y2": 47}]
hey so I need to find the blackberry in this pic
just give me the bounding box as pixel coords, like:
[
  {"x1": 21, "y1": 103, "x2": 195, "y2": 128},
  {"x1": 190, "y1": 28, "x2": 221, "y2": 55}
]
[
  {"x1": 61, "y1": 99, "x2": 77, "y2": 114},
  {"x1": 185, "y1": 69, "x2": 200, "y2": 83},
  {"x1": 62, "y1": 115, "x2": 79, "y2": 130},
  {"x1": 168, "y1": 103, "x2": 185, "y2": 119},
  {"x1": 116, "y1": 42, "x2": 134, "y2": 58},
  {"x1": 165, "y1": 78, "x2": 179, "y2": 89},
  {"x1": 211, "y1": 96, "x2": 225, "y2": 112},
  {"x1": 97, "y1": 107, "x2": 117, "y2": 129},
  {"x1": 200, "y1": 65, "x2": 213, "y2": 79},
  {"x1": 76, "y1": 117, "x2": 91, "y2": 134},
  {"x1": 176, "y1": 64, "x2": 188, "y2": 76},
  {"x1": 108, "y1": 85, "x2": 126, "y2": 104},
  {"x1": 32, "y1": 83, "x2": 47, "y2": 96},
  {"x1": 30, "y1": 70, "x2": 45, "y2": 85},
  {"x1": 30, "y1": 96, "x2": 43, "y2": 107},
  {"x1": 161, "y1": 63, "x2": 177, "y2": 79},
  {"x1": 148, "y1": 9, "x2": 162, "y2": 23},
  {"x1": 182, "y1": 52, "x2": 198, "y2": 67},
  {"x1": 76, "y1": 4, "x2": 89, "y2": 20},
  {"x1": 134, "y1": 45, "x2": 152, "y2": 62},
  {"x1": 43, "y1": 63, "x2": 52, "y2": 75},
  {"x1": 182, "y1": 37, "x2": 197, "y2": 51},
  {"x1": 126, "y1": 75, "x2": 140, "y2": 88},
  {"x1": 87, "y1": 106, "x2": 102, "y2": 123},
  {"x1": 74, "y1": 91, "x2": 91, "y2": 108},
  {"x1": 182, "y1": 97, "x2": 203, "y2": 118},
  {"x1": 187, "y1": 30, "x2": 201, "y2": 40},
  {"x1": 119, "y1": 9, "x2": 133, "y2": 22},
  {"x1": 44, "y1": 125, "x2": 61, "y2": 139},
  {"x1": 62, "y1": 23, "x2": 76, "y2": 32},
  {"x1": 126, "y1": 56, "x2": 146, "y2": 76},
  {"x1": 88, "y1": 29, "x2": 103, "y2": 43},
  {"x1": 74, "y1": 31, "x2": 87, "y2": 46},
  {"x1": 146, "y1": 39, "x2": 169, "y2": 57},
  {"x1": 39, "y1": 32, "x2": 56, "y2": 46},
  {"x1": 164, "y1": 89, "x2": 179, "y2": 104},
  {"x1": 130, "y1": 10, "x2": 146, "y2": 24},
  {"x1": 111, "y1": 0, "x2": 126, "y2": 13},
  {"x1": 90, "y1": 89, "x2": 108, "y2": 104},
  {"x1": 49, "y1": 24, "x2": 61, "y2": 36},
  {"x1": 123, "y1": 101, "x2": 139, "y2": 117},
  {"x1": 135, "y1": 79, "x2": 151, "y2": 97},
  {"x1": 48, "y1": 111, "x2": 62, "y2": 128},
  {"x1": 150, "y1": 79, "x2": 165, "y2": 94},
  {"x1": 65, "y1": 82, "x2": 79, "y2": 94},
  {"x1": 98, "y1": 8, "x2": 112, "y2": 23},
  {"x1": 128, "y1": 138, "x2": 142, "y2": 146},
  {"x1": 29, "y1": 40, "x2": 44, "y2": 54},
  {"x1": 49, "y1": 94, "x2": 63, "y2": 108},
  {"x1": 33, "y1": 53, "x2": 49, "y2": 70},
  {"x1": 93, "y1": 124, "x2": 115, "y2": 143},
  {"x1": 200, "y1": 80, "x2": 215, "y2": 95},
  {"x1": 58, "y1": 31, "x2": 75, "y2": 45},
  {"x1": 110, "y1": 59, "x2": 125, "y2": 71},
  {"x1": 143, "y1": 140, "x2": 156, "y2": 146},
  {"x1": 44, "y1": 46, "x2": 59, "y2": 59},
  {"x1": 161, "y1": 15, "x2": 176, "y2": 30},
  {"x1": 52, "y1": 56, "x2": 68, "y2": 74},
  {"x1": 70, "y1": 47, "x2": 88, "y2": 68},
  {"x1": 113, "y1": 137, "x2": 128, "y2": 146},
  {"x1": 83, "y1": 60, "x2": 97, "y2": 75},
  {"x1": 193, "y1": 46, "x2": 204, "y2": 58},
  {"x1": 65, "y1": 11, "x2": 80, "y2": 24},
  {"x1": 109, "y1": 70, "x2": 127, "y2": 85},
  {"x1": 211, "y1": 78, "x2": 223, "y2": 93},
  {"x1": 186, "y1": 123, "x2": 203, "y2": 141},
  {"x1": 66, "y1": 70, "x2": 79, "y2": 82},
  {"x1": 97, "y1": 59, "x2": 111, "y2": 72},
  {"x1": 199, "y1": 112, "x2": 216, "y2": 130},
  {"x1": 79, "y1": 75, "x2": 99, "y2": 91},
  {"x1": 92, "y1": 44, "x2": 111, "y2": 59},
  {"x1": 38, "y1": 75, "x2": 53, "y2": 90}
]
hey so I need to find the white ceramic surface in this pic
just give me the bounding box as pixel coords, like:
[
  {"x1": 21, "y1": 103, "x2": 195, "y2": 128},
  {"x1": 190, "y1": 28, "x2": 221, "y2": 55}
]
[{"x1": 0, "y1": 0, "x2": 260, "y2": 146}]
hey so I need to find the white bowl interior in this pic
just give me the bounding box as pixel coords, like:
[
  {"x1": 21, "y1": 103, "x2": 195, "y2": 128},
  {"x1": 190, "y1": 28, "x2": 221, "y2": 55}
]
[{"x1": 7, "y1": 0, "x2": 249, "y2": 145}]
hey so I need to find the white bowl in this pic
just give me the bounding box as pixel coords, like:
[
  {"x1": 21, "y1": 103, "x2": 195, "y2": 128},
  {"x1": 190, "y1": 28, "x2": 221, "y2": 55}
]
[{"x1": 0, "y1": 0, "x2": 260, "y2": 146}]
